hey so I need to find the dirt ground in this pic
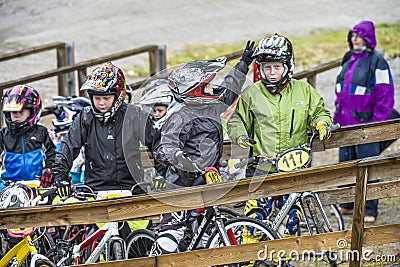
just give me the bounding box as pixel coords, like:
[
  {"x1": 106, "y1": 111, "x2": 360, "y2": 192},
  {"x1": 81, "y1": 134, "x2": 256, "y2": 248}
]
[{"x1": 0, "y1": 0, "x2": 399, "y2": 265}]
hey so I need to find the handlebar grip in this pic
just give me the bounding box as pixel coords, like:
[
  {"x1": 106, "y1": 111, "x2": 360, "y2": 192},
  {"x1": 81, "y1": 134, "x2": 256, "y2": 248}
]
[
  {"x1": 328, "y1": 123, "x2": 341, "y2": 132},
  {"x1": 40, "y1": 187, "x2": 57, "y2": 200},
  {"x1": 234, "y1": 157, "x2": 256, "y2": 169}
]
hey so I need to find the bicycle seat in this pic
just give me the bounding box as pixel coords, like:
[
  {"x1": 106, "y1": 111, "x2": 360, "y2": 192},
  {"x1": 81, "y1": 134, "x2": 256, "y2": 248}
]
[{"x1": 7, "y1": 227, "x2": 36, "y2": 238}]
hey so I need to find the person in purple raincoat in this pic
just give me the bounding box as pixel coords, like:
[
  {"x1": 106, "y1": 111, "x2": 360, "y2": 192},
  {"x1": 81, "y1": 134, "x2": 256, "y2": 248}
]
[{"x1": 334, "y1": 20, "x2": 395, "y2": 223}]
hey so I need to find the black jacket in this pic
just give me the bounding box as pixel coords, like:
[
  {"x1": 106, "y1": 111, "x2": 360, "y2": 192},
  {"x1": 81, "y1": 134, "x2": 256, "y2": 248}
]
[
  {"x1": 153, "y1": 60, "x2": 249, "y2": 187},
  {"x1": 52, "y1": 103, "x2": 146, "y2": 193}
]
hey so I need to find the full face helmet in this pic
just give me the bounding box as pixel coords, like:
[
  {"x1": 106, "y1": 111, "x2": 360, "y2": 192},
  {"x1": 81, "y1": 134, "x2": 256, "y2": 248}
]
[
  {"x1": 138, "y1": 79, "x2": 173, "y2": 108},
  {"x1": 2, "y1": 85, "x2": 42, "y2": 135},
  {"x1": 252, "y1": 34, "x2": 295, "y2": 94},
  {"x1": 168, "y1": 57, "x2": 227, "y2": 104},
  {"x1": 0, "y1": 183, "x2": 37, "y2": 209},
  {"x1": 80, "y1": 62, "x2": 126, "y2": 122},
  {"x1": 51, "y1": 96, "x2": 91, "y2": 136}
]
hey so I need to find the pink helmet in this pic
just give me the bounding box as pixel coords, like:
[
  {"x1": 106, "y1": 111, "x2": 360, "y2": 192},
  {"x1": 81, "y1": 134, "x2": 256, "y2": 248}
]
[{"x1": 2, "y1": 85, "x2": 42, "y2": 134}]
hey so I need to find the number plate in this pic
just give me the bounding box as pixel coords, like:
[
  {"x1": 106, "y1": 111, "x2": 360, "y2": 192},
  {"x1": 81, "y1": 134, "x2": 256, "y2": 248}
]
[
  {"x1": 276, "y1": 148, "x2": 311, "y2": 172},
  {"x1": 205, "y1": 167, "x2": 222, "y2": 184}
]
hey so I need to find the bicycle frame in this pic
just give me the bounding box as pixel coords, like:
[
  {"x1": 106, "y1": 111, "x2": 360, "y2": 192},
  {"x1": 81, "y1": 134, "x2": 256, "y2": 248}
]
[
  {"x1": 186, "y1": 206, "x2": 236, "y2": 251},
  {"x1": 268, "y1": 192, "x2": 334, "y2": 237},
  {"x1": 0, "y1": 233, "x2": 52, "y2": 267},
  {"x1": 70, "y1": 221, "x2": 125, "y2": 264}
]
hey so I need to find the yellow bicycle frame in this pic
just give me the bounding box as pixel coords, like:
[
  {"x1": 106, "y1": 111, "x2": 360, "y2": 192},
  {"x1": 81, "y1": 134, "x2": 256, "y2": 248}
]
[{"x1": 0, "y1": 234, "x2": 37, "y2": 267}]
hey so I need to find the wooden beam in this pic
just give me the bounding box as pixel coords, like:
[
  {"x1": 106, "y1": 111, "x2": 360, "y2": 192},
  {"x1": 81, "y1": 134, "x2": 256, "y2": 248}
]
[
  {"x1": 76, "y1": 224, "x2": 400, "y2": 267},
  {"x1": 1, "y1": 155, "x2": 400, "y2": 230},
  {"x1": 349, "y1": 167, "x2": 368, "y2": 267}
]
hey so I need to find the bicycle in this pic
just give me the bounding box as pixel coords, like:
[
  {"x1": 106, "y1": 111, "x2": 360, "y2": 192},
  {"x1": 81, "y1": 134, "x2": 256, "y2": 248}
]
[
  {"x1": 0, "y1": 182, "x2": 57, "y2": 267},
  {"x1": 126, "y1": 167, "x2": 278, "y2": 267},
  {"x1": 45, "y1": 184, "x2": 147, "y2": 265},
  {"x1": 234, "y1": 124, "x2": 342, "y2": 267}
]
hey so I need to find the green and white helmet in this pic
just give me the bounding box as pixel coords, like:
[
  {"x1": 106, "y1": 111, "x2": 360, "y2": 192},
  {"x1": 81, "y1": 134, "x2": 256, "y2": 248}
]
[{"x1": 252, "y1": 34, "x2": 295, "y2": 94}]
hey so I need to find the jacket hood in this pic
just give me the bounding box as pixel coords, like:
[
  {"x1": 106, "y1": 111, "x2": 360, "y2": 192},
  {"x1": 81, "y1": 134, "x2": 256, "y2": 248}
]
[{"x1": 347, "y1": 20, "x2": 377, "y2": 50}]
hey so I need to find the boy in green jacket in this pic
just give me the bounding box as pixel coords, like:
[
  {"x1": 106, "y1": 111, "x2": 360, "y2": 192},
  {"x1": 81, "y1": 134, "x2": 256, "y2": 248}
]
[{"x1": 228, "y1": 34, "x2": 333, "y2": 239}]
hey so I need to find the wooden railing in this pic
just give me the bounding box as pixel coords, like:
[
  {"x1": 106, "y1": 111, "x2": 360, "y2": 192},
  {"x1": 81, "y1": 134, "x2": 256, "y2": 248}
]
[{"x1": 1, "y1": 119, "x2": 399, "y2": 267}]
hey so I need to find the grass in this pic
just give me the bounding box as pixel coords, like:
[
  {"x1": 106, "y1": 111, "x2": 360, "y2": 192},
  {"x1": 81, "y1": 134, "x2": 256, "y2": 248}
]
[{"x1": 129, "y1": 22, "x2": 400, "y2": 77}]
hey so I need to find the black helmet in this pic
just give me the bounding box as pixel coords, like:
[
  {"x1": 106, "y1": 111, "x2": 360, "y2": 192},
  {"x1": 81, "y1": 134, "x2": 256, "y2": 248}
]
[
  {"x1": 253, "y1": 34, "x2": 295, "y2": 94},
  {"x1": 168, "y1": 57, "x2": 227, "y2": 104}
]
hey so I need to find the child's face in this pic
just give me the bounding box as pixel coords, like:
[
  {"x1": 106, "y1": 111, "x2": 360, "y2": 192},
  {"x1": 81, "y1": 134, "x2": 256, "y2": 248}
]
[
  {"x1": 261, "y1": 62, "x2": 285, "y2": 83},
  {"x1": 10, "y1": 109, "x2": 31, "y2": 122},
  {"x1": 92, "y1": 95, "x2": 115, "y2": 113},
  {"x1": 153, "y1": 105, "x2": 167, "y2": 120}
]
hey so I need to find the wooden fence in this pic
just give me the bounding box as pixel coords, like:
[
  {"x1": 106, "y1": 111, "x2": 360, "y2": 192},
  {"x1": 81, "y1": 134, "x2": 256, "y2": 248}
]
[{"x1": 0, "y1": 119, "x2": 399, "y2": 267}]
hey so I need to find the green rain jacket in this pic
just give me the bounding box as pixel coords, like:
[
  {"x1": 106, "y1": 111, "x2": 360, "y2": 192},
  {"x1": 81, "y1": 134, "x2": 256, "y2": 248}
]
[{"x1": 227, "y1": 79, "x2": 332, "y2": 172}]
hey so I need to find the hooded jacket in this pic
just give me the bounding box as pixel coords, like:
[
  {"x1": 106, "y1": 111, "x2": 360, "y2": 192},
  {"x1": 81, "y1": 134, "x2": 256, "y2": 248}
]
[
  {"x1": 0, "y1": 125, "x2": 56, "y2": 182},
  {"x1": 52, "y1": 103, "x2": 145, "y2": 192},
  {"x1": 153, "y1": 61, "x2": 249, "y2": 187},
  {"x1": 334, "y1": 20, "x2": 394, "y2": 126},
  {"x1": 227, "y1": 79, "x2": 332, "y2": 172}
]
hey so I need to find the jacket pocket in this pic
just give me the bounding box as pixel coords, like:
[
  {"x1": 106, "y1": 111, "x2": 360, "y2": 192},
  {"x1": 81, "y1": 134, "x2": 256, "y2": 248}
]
[{"x1": 351, "y1": 110, "x2": 373, "y2": 122}]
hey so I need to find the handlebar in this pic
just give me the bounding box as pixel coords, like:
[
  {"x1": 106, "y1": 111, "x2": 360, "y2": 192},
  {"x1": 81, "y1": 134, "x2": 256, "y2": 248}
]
[
  {"x1": 234, "y1": 123, "x2": 341, "y2": 169},
  {"x1": 328, "y1": 123, "x2": 341, "y2": 132}
]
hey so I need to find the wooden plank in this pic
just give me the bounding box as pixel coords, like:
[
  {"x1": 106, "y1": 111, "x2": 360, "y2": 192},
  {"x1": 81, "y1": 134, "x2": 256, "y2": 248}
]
[
  {"x1": 2, "y1": 155, "x2": 400, "y2": 229},
  {"x1": 0, "y1": 42, "x2": 66, "y2": 62},
  {"x1": 317, "y1": 180, "x2": 400, "y2": 205},
  {"x1": 137, "y1": 119, "x2": 400, "y2": 166},
  {"x1": 0, "y1": 45, "x2": 159, "y2": 90},
  {"x1": 349, "y1": 167, "x2": 368, "y2": 267},
  {"x1": 77, "y1": 224, "x2": 400, "y2": 267}
]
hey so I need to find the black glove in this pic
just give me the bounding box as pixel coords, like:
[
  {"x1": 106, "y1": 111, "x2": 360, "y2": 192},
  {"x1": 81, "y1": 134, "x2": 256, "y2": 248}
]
[
  {"x1": 237, "y1": 135, "x2": 256, "y2": 149},
  {"x1": 40, "y1": 168, "x2": 53, "y2": 188},
  {"x1": 153, "y1": 176, "x2": 167, "y2": 191},
  {"x1": 241, "y1": 40, "x2": 255, "y2": 66},
  {"x1": 55, "y1": 180, "x2": 71, "y2": 198},
  {"x1": 174, "y1": 151, "x2": 199, "y2": 172}
]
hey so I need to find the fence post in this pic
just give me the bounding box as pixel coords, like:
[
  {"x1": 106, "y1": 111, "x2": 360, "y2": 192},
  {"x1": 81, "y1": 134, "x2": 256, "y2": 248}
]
[
  {"x1": 56, "y1": 43, "x2": 67, "y2": 96},
  {"x1": 349, "y1": 166, "x2": 368, "y2": 267},
  {"x1": 157, "y1": 44, "x2": 167, "y2": 72},
  {"x1": 78, "y1": 67, "x2": 87, "y2": 97},
  {"x1": 65, "y1": 42, "x2": 76, "y2": 96},
  {"x1": 307, "y1": 74, "x2": 316, "y2": 88}
]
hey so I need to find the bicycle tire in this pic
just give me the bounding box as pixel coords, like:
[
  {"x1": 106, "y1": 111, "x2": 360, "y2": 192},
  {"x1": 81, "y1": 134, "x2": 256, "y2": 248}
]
[
  {"x1": 218, "y1": 206, "x2": 241, "y2": 219},
  {"x1": 326, "y1": 204, "x2": 344, "y2": 231},
  {"x1": 125, "y1": 229, "x2": 155, "y2": 259},
  {"x1": 206, "y1": 217, "x2": 278, "y2": 266},
  {"x1": 34, "y1": 258, "x2": 57, "y2": 267}
]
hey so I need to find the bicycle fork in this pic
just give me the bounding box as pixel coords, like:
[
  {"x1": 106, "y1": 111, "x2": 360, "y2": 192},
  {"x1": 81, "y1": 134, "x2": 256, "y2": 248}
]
[{"x1": 300, "y1": 192, "x2": 333, "y2": 235}]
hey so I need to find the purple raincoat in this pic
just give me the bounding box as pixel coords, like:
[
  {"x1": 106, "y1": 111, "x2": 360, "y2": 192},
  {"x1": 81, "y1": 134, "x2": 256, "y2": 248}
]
[{"x1": 333, "y1": 20, "x2": 394, "y2": 127}]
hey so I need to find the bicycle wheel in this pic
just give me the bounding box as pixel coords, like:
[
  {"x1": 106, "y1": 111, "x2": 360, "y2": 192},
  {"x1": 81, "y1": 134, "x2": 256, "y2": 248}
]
[
  {"x1": 34, "y1": 258, "x2": 57, "y2": 267},
  {"x1": 300, "y1": 204, "x2": 345, "y2": 235},
  {"x1": 326, "y1": 204, "x2": 344, "y2": 231},
  {"x1": 206, "y1": 217, "x2": 278, "y2": 266},
  {"x1": 125, "y1": 229, "x2": 155, "y2": 259},
  {"x1": 219, "y1": 206, "x2": 241, "y2": 219}
]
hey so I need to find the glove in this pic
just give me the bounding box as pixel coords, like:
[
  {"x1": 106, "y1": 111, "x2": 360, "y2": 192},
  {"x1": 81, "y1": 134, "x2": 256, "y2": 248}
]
[
  {"x1": 240, "y1": 40, "x2": 255, "y2": 66},
  {"x1": 55, "y1": 180, "x2": 71, "y2": 198},
  {"x1": 237, "y1": 135, "x2": 256, "y2": 149},
  {"x1": 316, "y1": 121, "x2": 331, "y2": 141},
  {"x1": 40, "y1": 168, "x2": 53, "y2": 188},
  {"x1": 153, "y1": 176, "x2": 167, "y2": 190},
  {"x1": 174, "y1": 151, "x2": 199, "y2": 172}
]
